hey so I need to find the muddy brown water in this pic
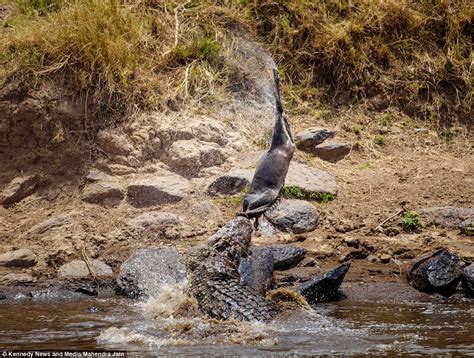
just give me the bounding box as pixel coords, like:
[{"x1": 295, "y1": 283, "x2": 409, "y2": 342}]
[{"x1": 0, "y1": 282, "x2": 472, "y2": 356}]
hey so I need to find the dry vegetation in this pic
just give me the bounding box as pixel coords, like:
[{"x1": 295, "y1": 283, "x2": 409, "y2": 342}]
[{"x1": 1, "y1": 0, "x2": 472, "y2": 126}]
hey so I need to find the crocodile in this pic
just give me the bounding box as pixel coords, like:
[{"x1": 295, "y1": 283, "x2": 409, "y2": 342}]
[{"x1": 185, "y1": 216, "x2": 350, "y2": 321}]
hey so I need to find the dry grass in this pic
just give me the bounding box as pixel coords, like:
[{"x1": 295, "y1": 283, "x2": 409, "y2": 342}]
[{"x1": 1, "y1": 0, "x2": 472, "y2": 125}]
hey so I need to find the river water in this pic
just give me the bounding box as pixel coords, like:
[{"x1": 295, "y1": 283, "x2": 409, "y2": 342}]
[{"x1": 0, "y1": 282, "x2": 472, "y2": 356}]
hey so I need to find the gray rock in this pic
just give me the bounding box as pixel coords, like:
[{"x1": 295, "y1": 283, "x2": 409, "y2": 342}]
[
  {"x1": 28, "y1": 214, "x2": 73, "y2": 235},
  {"x1": 265, "y1": 199, "x2": 319, "y2": 234},
  {"x1": 286, "y1": 162, "x2": 337, "y2": 196},
  {"x1": 58, "y1": 260, "x2": 113, "y2": 278},
  {"x1": 269, "y1": 245, "x2": 306, "y2": 270},
  {"x1": 165, "y1": 140, "x2": 227, "y2": 177},
  {"x1": 299, "y1": 262, "x2": 351, "y2": 304},
  {"x1": 207, "y1": 169, "x2": 252, "y2": 196},
  {"x1": 313, "y1": 143, "x2": 352, "y2": 162},
  {"x1": 116, "y1": 247, "x2": 186, "y2": 298},
  {"x1": 461, "y1": 264, "x2": 474, "y2": 297},
  {"x1": 239, "y1": 247, "x2": 274, "y2": 294},
  {"x1": 128, "y1": 211, "x2": 181, "y2": 229},
  {"x1": 207, "y1": 161, "x2": 336, "y2": 198},
  {"x1": 420, "y1": 207, "x2": 474, "y2": 228},
  {"x1": 1, "y1": 175, "x2": 40, "y2": 206},
  {"x1": 407, "y1": 249, "x2": 467, "y2": 297},
  {"x1": 82, "y1": 182, "x2": 124, "y2": 207},
  {"x1": 127, "y1": 175, "x2": 188, "y2": 208},
  {"x1": 295, "y1": 127, "x2": 335, "y2": 150},
  {"x1": 0, "y1": 273, "x2": 36, "y2": 284},
  {"x1": 0, "y1": 248, "x2": 37, "y2": 268}
]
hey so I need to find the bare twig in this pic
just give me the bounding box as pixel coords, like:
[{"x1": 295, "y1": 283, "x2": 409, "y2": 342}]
[
  {"x1": 376, "y1": 208, "x2": 404, "y2": 229},
  {"x1": 81, "y1": 246, "x2": 97, "y2": 282},
  {"x1": 162, "y1": 0, "x2": 192, "y2": 57}
]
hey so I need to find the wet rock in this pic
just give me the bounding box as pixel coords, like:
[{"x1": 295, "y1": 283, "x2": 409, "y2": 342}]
[
  {"x1": 0, "y1": 273, "x2": 36, "y2": 284},
  {"x1": 461, "y1": 264, "x2": 474, "y2": 297},
  {"x1": 270, "y1": 245, "x2": 306, "y2": 270},
  {"x1": 313, "y1": 143, "x2": 352, "y2": 163},
  {"x1": 127, "y1": 175, "x2": 188, "y2": 208},
  {"x1": 165, "y1": 139, "x2": 227, "y2": 177},
  {"x1": 420, "y1": 207, "x2": 474, "y2": 228},
  {"x1": 238, "y1": 247, "x2": 274, "y2": 294},
  {"x1": 82, "y1": 182, "x2": 124, "y2": 207},
  {"x1": 207, "y1": 169, "x2": 252, "y2": 196},
  {"x1": 298, "y1": 262, "x2": 351, "y2": 304},
  {"x1": 97, "y1": 130, "x2": 135, "y2": 156},
  {"x1": 0, "y1": 248, "x2": 37, "y2": 268},
  {"x1": 29, "y1": 289, "x2": 84, "y2": 300},
  {"x1": 265, "y1": 199, "x2": 319, "y2": 234},
  {"x1": 1, "y1": 175, "x2": 40, "y2": 206},
  {"x1": 407, "y1": 250, "x2": 467, "y2": 297},
  {"x1": 286, "y1": 162, "x2": 337, "y2": 196},
  {"x1": 116, "y1": 246, "x2": 186, "y2": 298},
  {"x1": 127, "y1": 211, "x2": 180, "y2": 229},
  {"x1": 58, "y1": 260, "x2": 113, "y2": 279},
  {"x1": 28, "y1": 214, "x2": 73, "y2": 235},
  {"x1": 295, "y1": 127, "x2": 335, "y2": 150}
]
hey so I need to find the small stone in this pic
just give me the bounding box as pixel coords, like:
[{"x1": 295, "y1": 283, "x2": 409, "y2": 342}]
[
  {"x1": 82, "y1": 182, "x2": 124, "y2": 207},
  {"x1": 106, "y1": 164, "x2": 137, "y2": 176},
  {"x1": 127, "y1": 212, "x2": 181, "y2": 229},
  {"x1": 85, "y1": 169, "x2": 111, "y2": 183},
  {"x1": 127, "y1": 175, "x2": 188, "y2": 208},
  {"x1": 298, "y1": 262, "x2": 351, "y2": 303},
  {"x1": 0, "y1": 273, "x2": 36, "y2": 284},
  {"x1": 313, "y1": 143, "x2": 352, "y2": 162},
  {"x1": 270, "y1": 245, "x2": 306, "y2": 270},
  {"x1": 295, "y1": 127, "x2": 335, "y2": 150},
  {"x1": 1, "y1": 175, "x2": 40, "y2": 206},
  {"x1": 58, "y1": 259, "x2": 113, "y2": 278},
  {"x1": 461, "y1": 264, "x2": 474, "y2": 297},
  {"x1": 28, "y1": 214, "x2": 73, "y2": 235},
  {"x1": 0, "y1": 248, "x2": 37, "y2": 268},
  {"x1": 116, "y1": 247, "x2": 186, "y2": 298},
  {"x1": 265, "y1": 199, "x2": 319, "y2": 234}
]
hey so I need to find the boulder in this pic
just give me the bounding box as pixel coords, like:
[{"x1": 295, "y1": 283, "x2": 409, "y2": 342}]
[
  {"x1": 312, "y1": 143, "x2": 352, "y2": 162},
  {"x1": 82, "y1": 182, "x2": 124, "y2": 207},
  {"x1": 407, "y1": 250, "x2": 468, "y2": 297},
  {"x1": 269, "y1": 245, "x2": 306, "y2": 270},
  {"x1": 207, "y1": 169, "x2": 252, "y2": 196},
  {"x1": 58, "y1": 260, "x2": 113, "y2": 278},
  {"x1": 295, "y1": 127, "x2": 335, "y2": 150},
  {"x1": 265, "y1": 199, "x2": 319, "y2": 234},
  {"x1": 0, "y1": 248, "x2": 37, "y2": 268},
  {"x1": 1, "y1": 175, "x2": 40, "y2": 206},
  {"x1": 461, "y1": 264, "x2": 474, "y2": 297},
  {"x1": 299, "y1": 262, "x2": 351, "y2": 304},
  {"x1": 127, "y1": 175, "x2": 188, "y2": 208},
  {"x1": 165, "y1": 139, "x2": 227, "y2": 176},
  {"x1": 420, "y1": 207, "x2": 474, "y2": 228},
  {"x1": 238, "y1": 247, "x2": 274, "y2": 294},
  {"x1": 207, "y1": 161, "x2": 337, "y2": 197},
  {"x1": 28, "y1": 214, "x2": 73, "y2": 235},
  {"x1": 0, "y1": 273, "x2": 36, "y2": 284},
  {"x1": 116, "y1": 247, "x2": 186, "y2": 298},
  {"x1": 286, "y1": 162, "x2": 337, "y2": 196}
]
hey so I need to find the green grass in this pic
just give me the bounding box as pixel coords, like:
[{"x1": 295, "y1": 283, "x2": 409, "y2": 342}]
[
  {"x1": 401, "y1": 211, "x2": 423, "y2": 232},
  {"x1": 282, "y1": 186, "x2": 335, "y2": 203},
  {"x1": 374, "y1": 135, "x2": 386, "y2": 146}
]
